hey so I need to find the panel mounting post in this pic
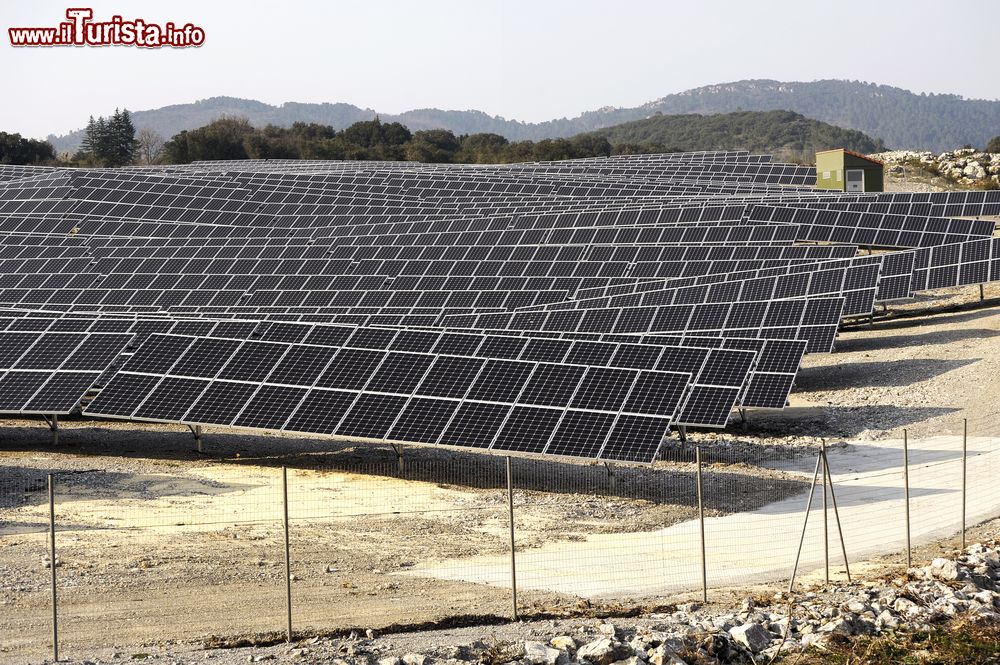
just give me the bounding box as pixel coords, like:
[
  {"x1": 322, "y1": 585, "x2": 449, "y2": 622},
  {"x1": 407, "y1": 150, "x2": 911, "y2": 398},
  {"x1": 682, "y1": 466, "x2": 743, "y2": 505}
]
[
  {"x1": 390, "y1": 444, "x2": 404, "y2": 477},
  {"x1": 188, "y1": 424, "x2": 203, "y2": 453},
  {"x1": 677, "y1": 425, "x2": 688, "y2": 444},
  {"x1": 738, "y1": 408, "x2": 748, "y2": 432},
  {"x1": 43, "y1": 415, "x2": 59, "y2": 446},
  {"x1": 604, "y1": 462, "x2": 616, "y2": 493},
  {"x1": 980, "y1": 284, "x2": 985, "y2": 302}
]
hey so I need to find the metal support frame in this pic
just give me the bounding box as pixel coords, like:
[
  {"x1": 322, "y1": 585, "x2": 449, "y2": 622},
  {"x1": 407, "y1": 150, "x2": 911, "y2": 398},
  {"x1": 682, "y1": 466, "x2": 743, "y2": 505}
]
[
  {"x1": 282, "y1": 466, "x2": 292, "y2": 642},
  {"x1": 187, "y1": 424, "x2": 203, "y2": 453},
  {"x1": 604, "y1": 462, "x2": 616, "y2": 493},
  {"x1": 677, "y1": 425, "x2": 688, "y2": 444},
  {"x1": 738, "y1": 408, "x2": 748, "y2": 432},
  {"x1": 903, "y1": 429, "x2": 912, "y2": 570},
  {"x1": 48, "y1": 473, "x2": 59, "y2": 663},
  {"x1": 962, "y1": 418, "x2": 968, "y2": 550},
  {"x1": 43, "y1": 415, "x2": 59, "y2": 446},
  {"x1": 788, "y1": 445, "x2": 852, "y2": 592},
  {"x1": 391, "y1": 444, "x2": 404, "y2": 477},
  {"x1": 822, "y1": 442, "x2": 851, "y2": 582},
  {"x1": 822, "y1": 442, "x2": 830, "y2": 585},
  {"x1": 505, "y1": 456, "x2": 518, "y2": 621},
  {"x1": 695, "y1": 446, "x2": 708, "y2": 603},
  {"x1": 980, "y1": 284, "x2": 985, "y2": 302}
]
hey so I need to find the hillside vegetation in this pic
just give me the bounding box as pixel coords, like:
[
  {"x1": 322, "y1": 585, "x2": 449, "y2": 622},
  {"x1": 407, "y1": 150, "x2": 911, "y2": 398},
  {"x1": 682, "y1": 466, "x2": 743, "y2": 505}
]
[
  {"x1": 153, "y1": 110, "x2": 881, "y2": 165},
  {"x1": 581, "y1": 110, "x2": 884, "y2": 161},
  {"x1": 44, "y1": 80, "x2": 1000, "y2": 154}
]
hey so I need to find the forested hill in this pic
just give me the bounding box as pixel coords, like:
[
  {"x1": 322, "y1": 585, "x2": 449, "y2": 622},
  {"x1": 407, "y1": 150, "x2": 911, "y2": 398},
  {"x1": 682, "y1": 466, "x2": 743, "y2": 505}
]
[
  {"x1": 581, "y1": 110, "x2": 885, "y2": 159},
  {"x1": 45, "y1": 80, "x2": 999, "y2": 154},
  {"x1": 635, "y1": 80, "x2": 1000, "y2": 153}
]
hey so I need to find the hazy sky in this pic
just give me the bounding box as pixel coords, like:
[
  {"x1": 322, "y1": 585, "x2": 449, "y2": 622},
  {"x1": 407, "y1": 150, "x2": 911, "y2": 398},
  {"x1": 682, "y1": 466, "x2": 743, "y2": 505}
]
[{"x1": 3, "y1": 0, "x2": 998, "y2": 139}]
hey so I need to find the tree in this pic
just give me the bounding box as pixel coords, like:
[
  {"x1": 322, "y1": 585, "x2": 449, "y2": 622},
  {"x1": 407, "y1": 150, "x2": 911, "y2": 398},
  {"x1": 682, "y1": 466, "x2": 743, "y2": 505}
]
[
  {"x1": 404, "y1": 129, "x2": 460, "y2": 163},
  {"x1": 136, "y1": 127, "x2": 164, "y2": 165},
  {"x1": 161, "y1": 116, "x2": 254, "y2": 164},
  {"x1": 106, "y1": 109, "x2": 139, "y2": 166},
  {"x1": 78, "y1": 109, "x2": 139, "y2": 166},
  {"x1": 987, "y1": 136, "x2": 1000, "y2": 153},
  {"x1": 0, "y1": 132, "x2": 55, "y2": 164},
  {"x1": 79, "y1": 116, "x2": 98, "y2": 157}
]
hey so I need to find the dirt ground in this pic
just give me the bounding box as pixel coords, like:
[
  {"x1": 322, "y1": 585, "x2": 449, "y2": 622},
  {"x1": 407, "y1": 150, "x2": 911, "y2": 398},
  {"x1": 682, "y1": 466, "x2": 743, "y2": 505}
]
[
  {"x1": 2, "y1": 283, "x2": 1000, "y2": 663},
  {"x1": 0, "y1": 420, "x2": 803, "y2": 664}
]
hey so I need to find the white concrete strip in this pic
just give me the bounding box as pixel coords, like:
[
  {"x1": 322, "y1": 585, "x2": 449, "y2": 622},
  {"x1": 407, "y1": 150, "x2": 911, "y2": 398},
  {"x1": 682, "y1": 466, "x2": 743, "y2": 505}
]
[{"x1": 402, "y1": 436, "x2": 1000, "y2": 598}]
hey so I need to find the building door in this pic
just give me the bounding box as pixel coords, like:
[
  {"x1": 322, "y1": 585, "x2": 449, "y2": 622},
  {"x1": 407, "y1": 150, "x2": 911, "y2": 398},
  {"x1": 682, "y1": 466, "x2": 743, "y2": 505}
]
[{"x1": 846, "y1": 169, "x2": 864, "y2": 192}]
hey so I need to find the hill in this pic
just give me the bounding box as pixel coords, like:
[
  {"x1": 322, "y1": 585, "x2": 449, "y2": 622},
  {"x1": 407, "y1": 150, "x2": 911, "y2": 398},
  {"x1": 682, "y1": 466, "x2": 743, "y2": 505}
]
[
  {"x1": 44, "y1": 80, "x2": 1000, "y2": 154},
  {"x1": 636, "y1": 80, "x2": 1000, "y2": 153},
  {"x1": 581, "y1": 110, "x2": 884, "y2": 159}
]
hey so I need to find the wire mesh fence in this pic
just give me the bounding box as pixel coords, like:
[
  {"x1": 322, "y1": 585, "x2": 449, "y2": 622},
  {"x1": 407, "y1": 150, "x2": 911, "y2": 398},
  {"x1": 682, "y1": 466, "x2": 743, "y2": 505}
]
[{"x1": 2, "y1": 420, "x2": 999, "y2": 662}]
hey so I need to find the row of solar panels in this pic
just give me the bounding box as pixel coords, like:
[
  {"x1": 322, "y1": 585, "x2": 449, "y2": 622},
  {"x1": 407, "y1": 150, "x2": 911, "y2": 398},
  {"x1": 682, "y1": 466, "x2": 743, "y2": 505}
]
[{"x1": 1, "y1": 154, "x2": 997, "y2": 464}]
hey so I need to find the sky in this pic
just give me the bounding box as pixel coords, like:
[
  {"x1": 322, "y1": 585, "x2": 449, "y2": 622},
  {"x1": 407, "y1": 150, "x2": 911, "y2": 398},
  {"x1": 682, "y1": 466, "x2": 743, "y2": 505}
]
[{"x1": 2, "y1": 0, "x2": 998, "y2": 140}]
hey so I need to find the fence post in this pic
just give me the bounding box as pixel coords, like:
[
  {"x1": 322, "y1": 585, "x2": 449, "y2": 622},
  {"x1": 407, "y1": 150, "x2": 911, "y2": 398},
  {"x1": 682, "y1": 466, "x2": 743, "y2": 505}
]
[
  {"x1": 282, "y1": 466, "x2": 293, "y2": 642},
  {"x1": 695, "y1": 446, "x2": 707, "y2": 603},
  {"x1": 505, "y1": 456, "x2": 518, "y2": 621},
  {"x1": 903, "y1": 429, "x2": 911, "y2": 570},
  {"x1": 822, "y1": 444, "x2": 829, "y2": 585},
  {"x1": 48, "y1": 473, "x2": 59, "y2": 663},
  {"x1": 962, "y1": 418, "x2": 967, "y2": 551}
]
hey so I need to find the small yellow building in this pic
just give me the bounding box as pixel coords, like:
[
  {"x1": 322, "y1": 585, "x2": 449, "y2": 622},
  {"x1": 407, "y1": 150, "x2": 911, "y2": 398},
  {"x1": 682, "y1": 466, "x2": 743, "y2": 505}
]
[{"x1": 815, "y1": 149, "x2": 884, "y2": 192}]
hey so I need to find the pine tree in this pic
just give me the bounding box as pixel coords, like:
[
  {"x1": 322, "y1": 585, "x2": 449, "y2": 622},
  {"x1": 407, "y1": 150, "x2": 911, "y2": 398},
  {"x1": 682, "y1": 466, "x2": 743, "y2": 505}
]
[
  {"x1": 93, "y1": 117, "x2": 110, "y2": 165},
  {"x1": 108, "y1": 108, "x2": 138, "y2": 166},
  {"x1": 80, "y1": 116, "x2": 98, "y2": 159}
]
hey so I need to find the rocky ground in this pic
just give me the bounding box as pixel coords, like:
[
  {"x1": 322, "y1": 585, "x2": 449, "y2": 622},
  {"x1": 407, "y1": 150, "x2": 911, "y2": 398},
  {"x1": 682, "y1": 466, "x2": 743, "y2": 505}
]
[{"x1": 870, "y1": 148, "x2": 1000, "y2": 190}]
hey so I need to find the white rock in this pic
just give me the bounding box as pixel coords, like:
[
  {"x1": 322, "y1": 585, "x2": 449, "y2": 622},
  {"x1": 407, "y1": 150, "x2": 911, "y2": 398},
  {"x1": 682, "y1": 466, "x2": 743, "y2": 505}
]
[
  {"x1": 875, "y1": 610, "x2": 899, "y2": 630},
  {"x1": 973, "y1": 590, "x2": 994, "y2": 605},
  {"x1": 401, "y1": 654, "x2": 428, "y2": 665},
  {"x1": 550, "y1": 635, "x2": 576, "y2": 651},
  {"x1": 647, "y1": 646, "x2": 687, "y2": 665},
  {"x1": 523, "y1": 640, "x2": 564, "y2": 665},
  {"x1": 597, "y1": 622, "x2": 618, "y2": 638},
  {"x1": 728, "y1": 622, "x2": 771, "y2": 653},
  {"x1": 576, "y1": 637, "x2": 628, "y2": 665},
  {"x1": 931, "y1": 558, "x2": 962, "y2": 581},
  {"x1": 819, "y1": 618, "x2": 853, "y2": 636},
  {"x1": 377, "y1": 658, "x2": 400, "y2": 665}
]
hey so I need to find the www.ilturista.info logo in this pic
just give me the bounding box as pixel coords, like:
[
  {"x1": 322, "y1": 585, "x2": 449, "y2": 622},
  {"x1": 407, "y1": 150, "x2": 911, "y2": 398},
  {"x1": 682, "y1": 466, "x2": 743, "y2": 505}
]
[{"x1": 8, "y1": 8, "x2": 205, "y2": 48}]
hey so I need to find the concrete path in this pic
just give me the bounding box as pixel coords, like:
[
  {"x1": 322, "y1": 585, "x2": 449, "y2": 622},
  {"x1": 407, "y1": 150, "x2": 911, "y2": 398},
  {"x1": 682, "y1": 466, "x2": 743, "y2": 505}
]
[{"x1": 404, "y1": 436, "x2": 1000, "y2": 597}]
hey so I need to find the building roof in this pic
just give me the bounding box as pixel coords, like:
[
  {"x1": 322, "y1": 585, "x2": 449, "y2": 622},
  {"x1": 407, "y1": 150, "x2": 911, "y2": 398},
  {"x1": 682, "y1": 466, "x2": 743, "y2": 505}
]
[{"x1": 816, "y1": 148, "x2": 884, "y2": 167}]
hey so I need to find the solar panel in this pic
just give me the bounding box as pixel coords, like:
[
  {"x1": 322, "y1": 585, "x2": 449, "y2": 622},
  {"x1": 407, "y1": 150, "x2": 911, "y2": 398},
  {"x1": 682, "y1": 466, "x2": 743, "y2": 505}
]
[{"x1": 86, "y1": 332, "x2": 693, "y2": 462}]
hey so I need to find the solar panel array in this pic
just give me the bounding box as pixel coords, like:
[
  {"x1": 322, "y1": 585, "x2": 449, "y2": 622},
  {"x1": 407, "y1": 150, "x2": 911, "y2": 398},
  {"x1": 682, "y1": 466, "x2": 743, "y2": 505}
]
[{"x1": 0, "y1": 153, "x2": 997, "y2": 462}]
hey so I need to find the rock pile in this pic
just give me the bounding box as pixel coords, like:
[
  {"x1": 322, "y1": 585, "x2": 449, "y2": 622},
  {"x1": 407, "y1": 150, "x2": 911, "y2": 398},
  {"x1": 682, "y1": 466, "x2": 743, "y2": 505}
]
[
  {"x1": 385, "y1": 542, "x2": 1000, "y2": 664},
  {"x1": 870, "y1": 148, "x2": 1000, "y2": 187}
]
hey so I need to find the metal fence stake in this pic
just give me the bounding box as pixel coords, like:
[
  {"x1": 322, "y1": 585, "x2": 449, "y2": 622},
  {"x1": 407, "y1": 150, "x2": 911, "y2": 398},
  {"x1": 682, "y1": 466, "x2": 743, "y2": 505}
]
[
  {"x1": 695, "y1": 446, "x2": 708, "y2": 603},
  {"x1": 822, "y1": 444, "x2": 829, "y2": 585},
  {"x1": 505, "y1": 456, "x2": 518, "y2": 621},
  {"x1": 788, "y1": 452, "x2": 823, "y2": 594},
  {"x1": 282, "y1": 466, "x2": 292, "y2": 642},
  {"x1": 822, "y1": 445, "x2": 851, "y2": 582},
  {"x1": 962, "y1": 418, "x2": 967, "y2": 551},
  {"x1": 903, "y1": 429, "x2": 911, "y2": 571},
  {"x1": 48, "y1": 473, "x2": 59, "y2": 663}
]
